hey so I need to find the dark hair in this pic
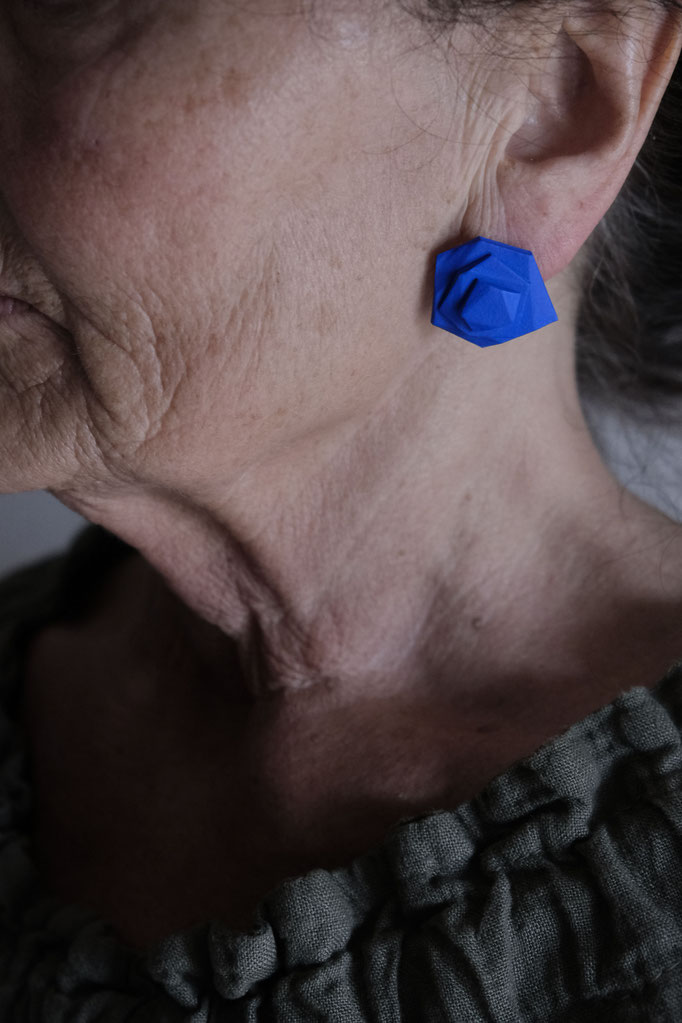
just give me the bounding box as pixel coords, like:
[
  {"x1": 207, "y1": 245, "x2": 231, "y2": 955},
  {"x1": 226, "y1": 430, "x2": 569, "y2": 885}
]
[{"x1": 400, "y1": 0, "x2": 682, "y2": 428}]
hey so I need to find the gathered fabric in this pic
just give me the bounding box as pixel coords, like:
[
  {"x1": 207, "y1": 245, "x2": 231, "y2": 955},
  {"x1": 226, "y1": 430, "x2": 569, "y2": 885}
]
[{"x1": 1, "y1": 525, "x2": 682, "y2": 1021}]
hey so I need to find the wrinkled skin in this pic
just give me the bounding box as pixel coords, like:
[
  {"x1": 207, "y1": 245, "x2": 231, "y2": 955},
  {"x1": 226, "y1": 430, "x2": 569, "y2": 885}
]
[{"x1": 2, "y1": 0, "x2": 682, "y2": 946}]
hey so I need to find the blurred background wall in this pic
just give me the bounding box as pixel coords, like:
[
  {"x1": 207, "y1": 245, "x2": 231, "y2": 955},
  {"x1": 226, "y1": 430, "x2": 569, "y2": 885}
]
[
  {"x1": 0, "y1": 491, "x2": 86, "y2": 579},
  {"x1": 1, "y1": 402, "x2": 681, "y2": 580}
]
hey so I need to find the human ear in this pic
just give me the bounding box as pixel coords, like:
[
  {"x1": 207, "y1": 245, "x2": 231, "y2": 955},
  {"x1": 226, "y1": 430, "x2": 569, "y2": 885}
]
[{"x1": 498, "y1": 4, "x2": 682, "y2": 281}]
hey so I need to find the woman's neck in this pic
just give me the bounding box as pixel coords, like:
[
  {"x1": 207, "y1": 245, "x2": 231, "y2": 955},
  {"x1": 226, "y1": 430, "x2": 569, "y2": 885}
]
[{"x1": 67, "y1": 307, "x2": 682, "y2": 721}]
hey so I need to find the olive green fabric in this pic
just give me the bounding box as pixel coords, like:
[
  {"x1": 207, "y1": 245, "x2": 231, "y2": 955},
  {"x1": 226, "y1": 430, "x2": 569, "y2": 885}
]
[{"x1": 1, "y1": 524, "x2": 682, "y2": 1020}]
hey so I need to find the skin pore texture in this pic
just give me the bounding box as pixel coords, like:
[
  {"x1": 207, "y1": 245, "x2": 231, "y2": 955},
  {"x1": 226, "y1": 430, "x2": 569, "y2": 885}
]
[{"x1": 2, "y1": 0, "x2": 682, "y2": 948}]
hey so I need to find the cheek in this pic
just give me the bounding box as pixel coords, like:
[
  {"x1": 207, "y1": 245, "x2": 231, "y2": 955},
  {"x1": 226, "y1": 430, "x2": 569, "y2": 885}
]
[
  {"x1": 0, "y1": 9, "x2": 341, "y2": 296},
  {"x1": 1, "y1": 64, "x2": 271, "y2": 314},
  {"x1": 0, "y1": 33, "x2": 389, "y2": 487},
  {"x1": 0, "y1": 3, "x2": 353, "y2": 332},
  {"x1": 0, "y1": 80, "x2": 283, "y2": 460},
  {"x1": 2, "y1": 85, "x2": 164, "y2": 282}
]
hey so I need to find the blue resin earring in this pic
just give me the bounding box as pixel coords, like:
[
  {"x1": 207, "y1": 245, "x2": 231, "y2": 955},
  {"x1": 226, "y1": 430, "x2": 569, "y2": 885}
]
[{"x1": 431, "y1": 236, "x2": 558, "y2": 347}]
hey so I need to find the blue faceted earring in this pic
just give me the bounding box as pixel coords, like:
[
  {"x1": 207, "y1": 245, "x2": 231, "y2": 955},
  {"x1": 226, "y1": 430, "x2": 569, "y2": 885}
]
[{"x1": 431, "y1": 236, "x2": 558, "y2": 347}]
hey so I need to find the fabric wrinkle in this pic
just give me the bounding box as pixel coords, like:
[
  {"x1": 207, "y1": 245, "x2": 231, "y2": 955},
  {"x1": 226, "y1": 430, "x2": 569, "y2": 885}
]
[{"x1": 0, "y1": 526, "x2": 682, "y2": 1019}]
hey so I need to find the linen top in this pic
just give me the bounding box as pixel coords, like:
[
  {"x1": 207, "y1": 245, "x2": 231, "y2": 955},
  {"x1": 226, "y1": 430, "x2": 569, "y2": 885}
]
[{"x1": 1, "y1": 523, "x2": 682, "y2": 1021}]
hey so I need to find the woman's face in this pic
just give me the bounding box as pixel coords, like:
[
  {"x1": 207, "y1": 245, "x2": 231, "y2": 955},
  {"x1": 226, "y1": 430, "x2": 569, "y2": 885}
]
[{"x1": 0, "y1": 0, "x2": 476, "y2": 500}]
